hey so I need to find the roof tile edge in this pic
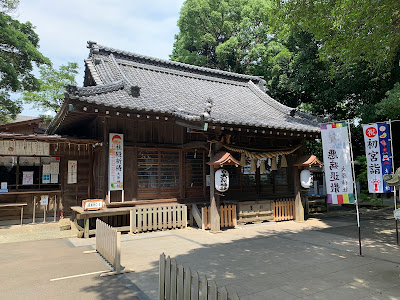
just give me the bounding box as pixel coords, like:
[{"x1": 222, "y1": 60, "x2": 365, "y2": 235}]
[{"x1": 86, "y1": 40, "x2": 265, "y2": 86}]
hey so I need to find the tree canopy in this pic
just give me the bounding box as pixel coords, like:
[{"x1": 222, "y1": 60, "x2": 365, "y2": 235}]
[
  {"x1": 0, "y1": 0, "x2": 50, "y2": 122},
  {"x1": 274, "y1": 0, "x2": 400, "y2": 72},
  {"x1": 172, "y1": 0, "x2": 400, "y2": 125},
  {"x1": 22, "y1": 62, "x2": 78, "y2": 113},
  {"x1": 171, "y1": 0, "x2": 272, "y2": 73}
]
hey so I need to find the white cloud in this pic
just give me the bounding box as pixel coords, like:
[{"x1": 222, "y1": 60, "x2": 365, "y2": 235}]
[{"x1": 17, "y1": 0, "x2": 185, "y2": 116}]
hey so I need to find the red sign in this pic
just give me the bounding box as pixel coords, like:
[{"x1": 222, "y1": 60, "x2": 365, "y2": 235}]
[{"x1": 365, "y1": 127, "x2": 377, "y2": 138}]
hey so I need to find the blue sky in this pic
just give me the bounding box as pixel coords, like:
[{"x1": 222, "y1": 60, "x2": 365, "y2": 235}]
[{"x1": 16, "y1": 0, "x2": 185, "y2": 116}]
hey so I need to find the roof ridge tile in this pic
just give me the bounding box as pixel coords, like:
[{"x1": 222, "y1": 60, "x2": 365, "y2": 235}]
[{"x1": 87, "y1": 41, "x2": 263, "y2": 84}]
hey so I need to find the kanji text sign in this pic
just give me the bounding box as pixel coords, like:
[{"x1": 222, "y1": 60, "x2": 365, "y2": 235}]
[
  {"x1": 321, "y1": 123, "x2": 355, "y2": 204},
  {"x1": 109, "y1": 133, "x2": 124, "y2": 191},
  {"x1": 362, "y1": 123, "x2": 393, "y2": 193}
]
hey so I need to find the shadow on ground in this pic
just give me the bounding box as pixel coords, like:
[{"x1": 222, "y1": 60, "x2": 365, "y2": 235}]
[{"x1": 121, "y1": 207, "x2": 400, "y2": 300}]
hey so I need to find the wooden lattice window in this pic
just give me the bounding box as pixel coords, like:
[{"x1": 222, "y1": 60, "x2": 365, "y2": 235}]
[
  {"x1": 275, "y1": 167, "x2": 288, "y2": 185},
  {"x1": 185, "y1": 151, "x2": 204, "y2": 188},
  {"x1": 241, "y1": 157, "x2": 256, "y2": 185},
  {"x1": 160, "y1": 152, "x2": 180, "y2": 188},
  {"x1": 138, "y1": 150, "x2": 180, "y2": 189}
]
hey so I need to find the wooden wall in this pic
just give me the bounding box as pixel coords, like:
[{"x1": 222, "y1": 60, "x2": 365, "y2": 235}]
[
  {"x1": 86, "y1": 115, "x2": 296, "y2": 206},
  {"x1": 0, "y1": 142, "x2": 91, "y2": 219}
]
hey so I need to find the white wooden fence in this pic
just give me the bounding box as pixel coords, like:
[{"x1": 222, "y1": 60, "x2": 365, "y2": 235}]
[
  {"x1": 159, "y1": 253, "x2": 240, "y2": 300},
  {"x1": 130, "y1": 204, "x2": 187, "y2": 234},
  {"x1": 96, "y1": 219, "x2": 122, "y2": 273}
]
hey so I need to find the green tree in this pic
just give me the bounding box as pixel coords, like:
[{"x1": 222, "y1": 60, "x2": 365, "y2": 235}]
[
  {"x1": 259, "y1": 28, "x2": 400, "y2": 121},
  {"x1": 22, "y1": 62, "x2": 78, "y2": 113},
  {"x1": 377, "y1": 83, "x2": 400, "y2": 120},
  {"x1": 1, "y1": 0, "x2": 19, "y2": 13},
  {"x1": 172, "y1": 0, "x2": 400, "y2": 124},
  {"x1": 171, "y1": 0, "x2": 272, "y2": 73},
  {"x1": 273, "y1": 0, "x2": 400, "y2": 72},
  {"x1": 0, "y1": 0, "x2": 50, "y2": 122}
]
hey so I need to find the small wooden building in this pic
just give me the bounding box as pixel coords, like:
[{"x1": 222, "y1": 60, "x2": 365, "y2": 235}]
[
  {"x1": 0, "y1": 116, "x2": 46, "y2": 134},
  {"x1": 0, "y1": 133, "x2": 98, "y2": 220},
  {"x1": 44, "y1": 41, "x2": 320, "y2": 229}
]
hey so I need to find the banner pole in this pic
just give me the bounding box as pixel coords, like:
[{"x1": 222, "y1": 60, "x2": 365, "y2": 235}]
[
  {"x1": 388, "y1": 119, "x2": 398, "y2": 245},
  {"x1": 347, "y1": 119, "x2": 362, "y2": 256}
]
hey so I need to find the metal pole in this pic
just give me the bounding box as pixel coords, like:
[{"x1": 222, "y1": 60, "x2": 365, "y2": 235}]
[
  {"x1": 388, "y1": 120, "x2": 398, "y2": 245},
  {"x1": 347, "y1": 120, "x2": 362, "y2": 256}
]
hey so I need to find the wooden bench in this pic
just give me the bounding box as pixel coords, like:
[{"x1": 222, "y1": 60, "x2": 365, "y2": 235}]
[
  {"x1": 0, "y1": 203, "x2": 27, "y2": 225},
  {"x1": 71, "y1": 206, "x2": 132, "y2": 238}
]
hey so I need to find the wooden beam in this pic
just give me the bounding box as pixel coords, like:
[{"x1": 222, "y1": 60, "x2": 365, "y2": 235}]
[
  {"x1": 209, "y1": 147, "x2": 220, "y2": 232},
  {"x1": 293, "y1": 166, "x2": 304, "y2": 222},
  {"x1": 103, "y1": 117, "x2": 110, "y2": 199},
  {"x1": 191, "y1": 204, "x2": 202, "y2": 228}
]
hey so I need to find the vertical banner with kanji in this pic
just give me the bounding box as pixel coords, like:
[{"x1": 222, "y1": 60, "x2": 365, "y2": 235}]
[
  {"x1": 321, "y1": 122, "x2": 355, "y2": 204},
  {"x1": 109, "y1": 133, "x2": 124, "y2": 191},
  {"x1": 362, "y1": 123, "x2": 393, "y2": 193}
]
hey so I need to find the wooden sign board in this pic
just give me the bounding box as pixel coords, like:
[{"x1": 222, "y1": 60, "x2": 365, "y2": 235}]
[
  {"x1": 0, "y1": 140, "x2": 49, "y2": 156},
  {"x1": 394, "y1": 209, "x2": 400, "y2": 220},
  {"x1": 82, "y1": 199, "x2": 104, "y2": 211},
  {"x1": 40, "y1": 195, "x2": 49, "y2": 206}
]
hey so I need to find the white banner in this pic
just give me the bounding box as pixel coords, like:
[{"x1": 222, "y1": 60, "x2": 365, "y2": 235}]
[
  {"x1": 362, "y1": 123, "x2": 393, "y2": 193},
  {"x1": 321, "y1": 122, "x2": 355, "y2": 204},
  {"x1": 109, "y1": 133, "x2": 123, "y2": 191}
]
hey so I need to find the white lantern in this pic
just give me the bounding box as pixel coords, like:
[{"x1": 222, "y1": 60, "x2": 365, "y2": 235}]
[
  {"x1": 215, "y1": 169, "x2": 230, "y2": 192},
  {"x1": 300, "y1": 169, "x2": 313, "y2": 188}
]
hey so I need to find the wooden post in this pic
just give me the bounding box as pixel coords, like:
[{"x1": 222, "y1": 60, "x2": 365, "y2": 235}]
[
  {"x1": 53, "y1": 195, "x2": 57, "y2": 222},
  {"x1": 103, "y1": 117, "x2": 110, "y2": 200},
  {"x1": 166, "y1": 256, "x2": 171, "y2": 300},
  {"x1": 184, "y1": 267, "x2": 191, "y2": 300},
  {"x1": 293, "y1": 166, "x2": 304, "y2": 222},
  {"x1": 209, "y1": 149, "x2": 220, "y2": 232},
  {"x1": 43, "y1": 204, "x2": 47, "y2": 223},
  {"x1": 84, "y1": 217, "x2": 90, "y2": 238},
  {"x1": 159, "y1": 253, "x2": 166, "y2": 300},
  {"x1": 200, "y1": 275, "x2": 208, "y2": 300},
  {"x1": 32, "y1": 196, "x2": 36, "y2": 224}
]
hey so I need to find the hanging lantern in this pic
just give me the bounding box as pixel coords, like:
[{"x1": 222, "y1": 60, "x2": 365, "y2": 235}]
[
  {"x1": 250, "y1": 159, "x2": 257, "y2": 172},
  {"x1": 215, "y1": 169, "x2": 230, "y2": 192},
  {"x1": 281, "y1": 155, "x2": 288, "y2": 168},
  {"x1": 300, "y1": 169, "x2": 313, "y2": 188},
  {"x1": 271, "y1": 157, "x2": 277, "y2": 171},
  {"x1": 240, "y1": 153, "x2": 246, "y2": 167},
  {"x1": 260, "y1": 159, "x2": 267, "y2": 173}
]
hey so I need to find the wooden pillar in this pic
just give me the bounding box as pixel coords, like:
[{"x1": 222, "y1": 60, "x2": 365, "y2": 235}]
[
  {"x1": 209, "y1": 149, "x2": 220, "y2": 232},
  {"x1": 88, "y1": 148, "x2": 94, "y2": 198},
  {"x1": 293, "y1": 166, "x2": 304, "y2": 222},
  {"x1": 103, "y1": 117, "x2": 110, "y2": 200}
]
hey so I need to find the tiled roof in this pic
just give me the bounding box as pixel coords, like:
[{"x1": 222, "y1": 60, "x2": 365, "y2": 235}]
[{"x1": 66, "y1": 41, "x2": 321, "y2": 133}]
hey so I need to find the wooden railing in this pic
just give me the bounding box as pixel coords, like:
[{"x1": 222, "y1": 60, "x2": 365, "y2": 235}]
[
  {"x1": 159, "y1": 253, "x2": 240, "y2": 300},
  {"x1": 130, "y1": 204, "x2": 187, "y2": 234},
  {"x1": 202, "y1": 205, "x2": 237, "y2": 230},
  {"x1": 95, "y1": 219, "x2": 122, "y2": 273},
  {"x1": 272, "y1": 198, "x2": 295, "y2": 221}
]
